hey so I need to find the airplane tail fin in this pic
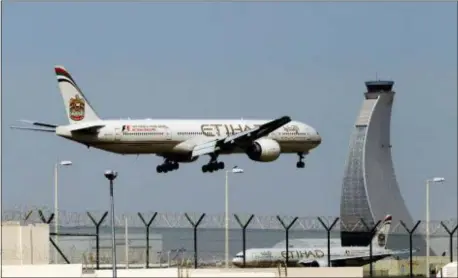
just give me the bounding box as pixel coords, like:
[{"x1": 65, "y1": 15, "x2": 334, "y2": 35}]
[
  {"x1": 54, "y1": 65, "x2": 101, "y2": 124},
  {"x1": 371, "y1": 215, "x2": 392, "y2": 249}
]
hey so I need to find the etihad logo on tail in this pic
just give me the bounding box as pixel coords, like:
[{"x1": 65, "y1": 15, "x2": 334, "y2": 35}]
[
  {"x1": 378, "y1": 233, "x2": 386, "y2": 247},
  {"x1": 69, "y1": 95, "x2": 85, "y2": 121}
]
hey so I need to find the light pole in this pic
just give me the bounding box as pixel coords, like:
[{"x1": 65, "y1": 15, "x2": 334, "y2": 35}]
[
  {"x1": 225, "y1": 166, "x2": 244, "y2": 268},
  {"x1": 104, "y1": 170, "x2": 118, "y2": 278},
  {"x1": 54, "y1": 160, "x2": 72, "y2": 263},
  {"x1": 426, "y1": 177, "x2": 445, "y2": 277}
]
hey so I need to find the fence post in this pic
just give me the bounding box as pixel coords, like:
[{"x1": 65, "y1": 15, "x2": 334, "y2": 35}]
[
  {"x1": 37, "y1": 209, "x2": 71, "y2": 263},
  {"x1": 360, "y1": 218, "x2": 381, "y2": 278},
  {"x1": 234, "y1": 214, "x2": 254, "y2": 268},
  {"x1": 276, "y1": 216, "x2": 298, "y2": 267},
  {"x1": 87, "y1": 211, "x2": 109, "y2": 270},
  {"x1": 37, "y1": 209, "x2": 55, "y2": 224},
  {"x1": 184, "y1": 213, "x2": 205, "y2": 269},
  {"x1": 440, "y1": 221, "x2": 458, "y2": 263},
  {"x1": 400, "y1": 220, "x2": 421, "y2": 278},
  {"x1": 138, "y1": 212, "x2": 158, "y2": 268},
  {"x1": 23, "y1": 210, "x2": 34, "y2": 223},
  {"x1": 317, "y1": 217, "x2": 339, "y2": 267}
]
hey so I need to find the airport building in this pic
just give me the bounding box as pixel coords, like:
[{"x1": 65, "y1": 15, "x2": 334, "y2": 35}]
[{"x1": 339, "y1": 81, "x2": 430, "y2": 255}]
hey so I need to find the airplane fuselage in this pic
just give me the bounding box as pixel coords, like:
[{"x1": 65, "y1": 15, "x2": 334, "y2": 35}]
[
  {"x1": 56, "y1": 119, "x2": 321, "y2": 159},
  {"x1": 13, "y1": 65, "x2": 322, "y2": 173},
  {"x1": 232, "y1": 247, "x2": 392, "y2": 268}
]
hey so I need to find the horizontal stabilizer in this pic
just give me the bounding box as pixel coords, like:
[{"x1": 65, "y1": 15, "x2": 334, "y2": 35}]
[
  {"x1": 19, "y1": 119, "x2": 58, "y2": 128},
  {"x1": 68, "y1": 123, "x2": 105, "y2": 133},
  {"x1": 10, "y1": 126, "x2": 55, "y2": 132}
]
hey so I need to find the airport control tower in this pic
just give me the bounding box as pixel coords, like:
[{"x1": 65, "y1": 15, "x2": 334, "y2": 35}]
[{"x1": 339, "y1": 81, "x2": 429, "y2": 255}]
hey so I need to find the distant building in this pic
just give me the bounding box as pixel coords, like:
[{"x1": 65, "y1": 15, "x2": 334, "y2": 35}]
[{"x1": 339, "y1": 80, "x2": 430, "y2": 255}]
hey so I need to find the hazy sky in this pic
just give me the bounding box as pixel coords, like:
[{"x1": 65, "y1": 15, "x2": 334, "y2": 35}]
[{"x1": 2, "y1": 2, "x2": 457, "y2": 224}]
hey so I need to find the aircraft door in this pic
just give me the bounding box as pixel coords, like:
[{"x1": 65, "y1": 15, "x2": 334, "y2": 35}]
[
  {"x1": 164, "y1": 127, "x2": 172, "y2": 140},
  {"x1": 114, "y1": 128, "x2": 122, "y2": 141}
]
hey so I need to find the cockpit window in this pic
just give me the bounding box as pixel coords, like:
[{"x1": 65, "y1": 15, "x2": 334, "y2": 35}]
[{"x1": 235, "y1": 255, "x2": 244, "y2": 258}]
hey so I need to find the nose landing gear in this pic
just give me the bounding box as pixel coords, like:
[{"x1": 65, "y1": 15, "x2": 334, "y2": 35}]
[{"x1": 296, "y1": 152, "x2": 305, "y2": 168}]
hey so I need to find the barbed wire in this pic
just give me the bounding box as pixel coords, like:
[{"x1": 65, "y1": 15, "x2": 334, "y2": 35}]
[{"x1": 2, "y1": 206, "x2": 457, "y2": 235}]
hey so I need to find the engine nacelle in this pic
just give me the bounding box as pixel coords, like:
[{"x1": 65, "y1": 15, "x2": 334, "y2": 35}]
[
  {"x1": 246, "y1": 138, "x2": 281, "y2": 162},
  {"x1": 299, "y1": 260, "x2": 330, "y2": 267}
]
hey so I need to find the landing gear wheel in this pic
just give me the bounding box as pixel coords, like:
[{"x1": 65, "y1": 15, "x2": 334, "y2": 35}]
[
  {"x1": 296, "y1": 152, "x2": 305, "y2": 168},
  {"x1": 157, "y1": 160, "x2": 179, "y2": 174},
  {"x1": 202, "y1": 165, "x2": 208, "y2": 173},
  {"x1": 202, "y1": 153, "x2": 225, "y2": 173},
  {"x1": 202, "y1": 161, "x2": 224, "y2": 173}
]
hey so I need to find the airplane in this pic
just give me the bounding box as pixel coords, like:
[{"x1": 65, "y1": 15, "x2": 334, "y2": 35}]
[
  {"x1": 11, "y1": 66, "x2": 322, "y2": 174},
  {"x1": 232, "y1": 215, "x2": 417, "y2": 267}
]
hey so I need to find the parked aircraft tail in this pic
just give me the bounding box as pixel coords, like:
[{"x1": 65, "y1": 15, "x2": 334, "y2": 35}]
[
  {"x1": 370, "y1": 214, "x2": 392, "y2": 249},
  {"x1": 54, "y1": 65, "x2": 101, "y2": 124}
]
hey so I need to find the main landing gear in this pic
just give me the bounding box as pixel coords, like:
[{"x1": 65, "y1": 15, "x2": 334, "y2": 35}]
[
  {"x1": 202, "y1": 154, "x2": 225, "y2": 173},
  {"x1": 296, "y1": 152, "x2": 305, "y2": 168},
  {"x1": 156, "y1": 160, "x2": 179, "y2": 173}
]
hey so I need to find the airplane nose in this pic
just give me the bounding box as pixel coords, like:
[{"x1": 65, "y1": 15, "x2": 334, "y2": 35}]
[
  {"x1": 232, "y1": 258, "x2": 241, "y2": 267},
  {"x1": 312, "y1": 130, "x2": 322, "y2": 146}
]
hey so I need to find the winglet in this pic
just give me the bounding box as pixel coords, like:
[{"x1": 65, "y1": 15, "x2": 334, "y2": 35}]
[{"x1": 277, "y1": 116, "x2": 292, "y2": 125}]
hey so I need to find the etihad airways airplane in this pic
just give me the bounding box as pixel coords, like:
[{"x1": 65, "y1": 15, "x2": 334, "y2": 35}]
[
  {"x1": 232, "y1": 215, "x2": 417, "y2": 267},
  {"x1": 11, "y1": 66, "x2": 322, "y2": 174}
]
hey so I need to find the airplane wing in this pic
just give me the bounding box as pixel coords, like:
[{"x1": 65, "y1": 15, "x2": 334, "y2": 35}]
[
  {"x1": 297, "y1": 254, "x2": 387, "y2": 266},
  {"x1": 191, "y1": 116, "x2": 292, "y2": 158}
]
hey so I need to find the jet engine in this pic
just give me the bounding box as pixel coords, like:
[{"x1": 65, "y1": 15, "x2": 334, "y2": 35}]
[
  {"x1": 246, "y1": 138, "x2": 281, "y2": 162},
  {"x1": 298, "y1": 260, "x2": 330, "y2": 267}
]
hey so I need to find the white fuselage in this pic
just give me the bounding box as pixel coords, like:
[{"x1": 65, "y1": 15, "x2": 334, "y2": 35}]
[
  {"x1": 232, "y1": 246, "x2": 391, "y2": 268},
  {"x1": 56, "y1": 119, "x2": 321, "y2": 159}
]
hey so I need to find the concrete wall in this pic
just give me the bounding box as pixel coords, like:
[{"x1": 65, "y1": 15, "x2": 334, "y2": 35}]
[
  {"x1": 1, "y1": 221, "x2": 50, "y2": 265},
  {"x1": 1, "y1": 264, "x2": 363, "y2": 278},
  {"x1": 93, "y1": 267, "x2": 363, "y2": 277},
  {"x1": 286, "y1": 267, "x2": 362, "y2": 277},
  {"x1": 367, "y1": 256, "x2": 455, "y2": 276},
  {"x1": 1, "y1": 264, "x2": 83, "y2": 277},
  {"x1": 94, "y1": 268, "x2": 178, "y2": 277}
]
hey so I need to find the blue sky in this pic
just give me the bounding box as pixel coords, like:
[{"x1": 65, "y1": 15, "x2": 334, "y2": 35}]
[{"x1": 2, "y1": 2, "x2": 456, "y2": 222}]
